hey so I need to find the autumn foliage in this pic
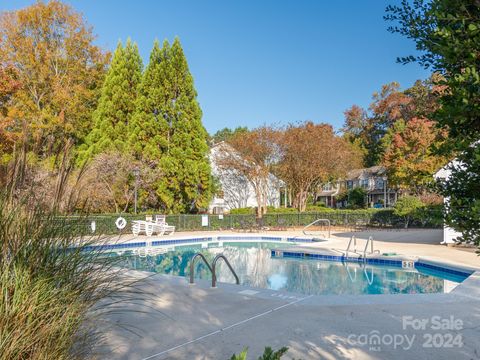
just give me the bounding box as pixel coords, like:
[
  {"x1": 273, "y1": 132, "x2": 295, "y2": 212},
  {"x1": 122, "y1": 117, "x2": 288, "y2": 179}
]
[
  {"x1": 383, "y1": 117, "x2": 447, "y2": 193},
  {"x1": 218, "y1": 123, "x2": 362, "y2": 214},
  {"x1": 276, "y1": 122, "x2": 362, "y2": 212},
  {"x1": 0, "y1": 0, "x2": 457, "y2": 218},
  {"x1": 386, "y1": 0, "x2": 480, "y2": 244},
  {"x1": 343, "y1": 75, "x2": 448, "y2": 193},
  {"x1": 215, "y1": 127, "x2": 279, "y2": 217},
  {"x1": 0, "y1": 65, "x2": 21, "y2": 154},
  {"x1": 0, "y1": 0, "x2": 108, "y2": 156},
  {"x1": 0, "y1": 2, "x2": 212, "y2": 214}
]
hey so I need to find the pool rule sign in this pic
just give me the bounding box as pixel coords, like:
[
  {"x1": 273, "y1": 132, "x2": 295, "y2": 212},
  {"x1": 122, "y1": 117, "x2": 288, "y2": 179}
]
[{"x1": 201, "y1": 215, "x2": 209, "y2": 227}]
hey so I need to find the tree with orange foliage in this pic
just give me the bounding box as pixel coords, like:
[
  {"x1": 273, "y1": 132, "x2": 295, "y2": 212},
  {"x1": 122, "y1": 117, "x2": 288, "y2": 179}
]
[
  {"x1": 343, "y1": 82, "x2": 413, "y2": 167},
  {"x1": 214, "y1": 127, "x2": 279, "y2": 217},
  {"x1": 379, "y1": 74, "x2": 447, "y2": 193},
  {"x1": 277, "y1": 122, "x2": 362, "y2": 212},
  {"x1": 369, "y1": 82, "x2": 414, "y2": 127},
  {"x1": 342, "y1": 76, "x2": 443, "y2": 168},
  {"x1": 342, "y1": 105, "x2": 369, "y2": 162},
  {"x1": 383, "y1": 117, "x2": 447, "y2": 194},
  {"x1": 0, "y1": 65, "x2": 21, "y2": 155},
  {"x1": 0, "y1": 0, "x2": 108, "y2": 157}
]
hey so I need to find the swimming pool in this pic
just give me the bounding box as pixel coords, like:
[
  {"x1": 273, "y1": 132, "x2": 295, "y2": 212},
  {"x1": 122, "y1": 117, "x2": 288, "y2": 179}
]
[{"x1": 117, "y1": 240, "x2": 471, "y2": 296}]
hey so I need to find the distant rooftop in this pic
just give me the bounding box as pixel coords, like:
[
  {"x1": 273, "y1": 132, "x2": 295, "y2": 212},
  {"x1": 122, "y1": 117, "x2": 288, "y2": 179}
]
[{"x1": 346, "y1": 166, "x2": 386, "y2": 181}]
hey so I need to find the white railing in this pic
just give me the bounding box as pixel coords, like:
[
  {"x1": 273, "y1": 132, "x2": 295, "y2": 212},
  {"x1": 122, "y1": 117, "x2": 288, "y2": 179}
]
[
  {"x1": 345, "y1": 235, "x2": 356, "y2": 258},
  {"x1": 302, "y1": 218, "x2": 331, "y2": 238},
  {"x1": 363, "y1": 236, "x2": 373, "y2": 258},
  {"x1": 345, "y1": 235, "x2": 379, "y2": 259},
  {"x1": 362, "y1": 236, "x2": 380, "y2": 260}
]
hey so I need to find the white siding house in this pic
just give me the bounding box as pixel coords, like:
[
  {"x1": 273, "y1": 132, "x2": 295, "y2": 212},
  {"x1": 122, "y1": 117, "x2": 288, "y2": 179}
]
[{"x1": 208, "y1": 143, "x2": 282, "y2": 214}]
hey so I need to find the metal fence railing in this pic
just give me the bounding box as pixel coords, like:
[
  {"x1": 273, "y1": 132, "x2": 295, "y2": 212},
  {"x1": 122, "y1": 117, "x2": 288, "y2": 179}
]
[{"x1": 57, "y1": 208, "x2": 443, "y2": 236}]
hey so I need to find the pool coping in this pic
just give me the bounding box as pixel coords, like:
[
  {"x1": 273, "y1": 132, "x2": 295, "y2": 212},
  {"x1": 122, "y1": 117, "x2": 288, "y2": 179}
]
[
  {"x1": 269, "y1": 247, "x2": 477, "y2": 279},
  {"x1": 83, "y1": 234, "x2": 322, "y2": 252}
]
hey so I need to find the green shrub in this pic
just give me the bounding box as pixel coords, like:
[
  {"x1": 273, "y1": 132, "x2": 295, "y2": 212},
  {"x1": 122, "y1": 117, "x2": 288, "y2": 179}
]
[
  {"x1": 346, "y1": 188, "x2": 368, "y2": 209},
  {"x1": 231, "y1": 346, "x2": 289, "y2": 360},
  {"x1": 394, "y1": 196, "x2": 425, "y2": 228},
  {"x1": 414, "y1": 204, "x2": 444, "y2": 228},
  {"x1": 305, "y1": 204, "x2": 334, "y2": 212},
  {"x1": 230, "y1": 207, "x2": 256, "y2": 215},
  {"x1": 267, "y1": 206, "x2": 299, "y2": 213}
]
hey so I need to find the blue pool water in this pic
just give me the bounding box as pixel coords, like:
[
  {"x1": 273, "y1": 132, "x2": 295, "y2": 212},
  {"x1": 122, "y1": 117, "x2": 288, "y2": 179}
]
[{"x1": 118, "y1": 241, "x2": 469, "y2": 296}]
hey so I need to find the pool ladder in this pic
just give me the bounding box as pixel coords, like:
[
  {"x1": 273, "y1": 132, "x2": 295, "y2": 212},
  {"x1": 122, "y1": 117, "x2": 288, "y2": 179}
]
[
  {"x1": 345, "y1": 235, "x2": 380, "y2": 260},
  {"x1": 345, "y1": 235, "x2": 357, "y2": 258},
  {"x1": 189, "y1": 253, "x2": 240, "y2": 288}
]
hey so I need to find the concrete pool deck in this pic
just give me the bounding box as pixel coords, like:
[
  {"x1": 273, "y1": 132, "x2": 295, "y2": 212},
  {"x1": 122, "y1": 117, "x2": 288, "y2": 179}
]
[{"x1": 97, "y1": 229, "x2": 480, "y2": 359}]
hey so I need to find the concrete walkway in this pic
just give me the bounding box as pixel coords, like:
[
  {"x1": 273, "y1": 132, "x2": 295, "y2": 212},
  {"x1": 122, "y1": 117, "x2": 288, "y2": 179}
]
[
  {"x1": 98, "y1": 273, "x2": 480, "y2": 360},
  {"x1": 96, "y1": 229, "x2": 480, "y2": 359}
]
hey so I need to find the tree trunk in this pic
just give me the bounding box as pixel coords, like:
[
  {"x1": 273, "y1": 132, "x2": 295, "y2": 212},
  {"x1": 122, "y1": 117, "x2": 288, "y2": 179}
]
[
  {"x1": 253, "y1": 181, "x2": 267, "y2": 218},
  {"x1": 297, "y1": 189, "x2": 309, "y2": 212},
  {"x1": 256, "y1": 206, "x2": 263, "y2": 218},
  {"x1": 292, "y1": 193, "x2": 300, "y2": 211}
]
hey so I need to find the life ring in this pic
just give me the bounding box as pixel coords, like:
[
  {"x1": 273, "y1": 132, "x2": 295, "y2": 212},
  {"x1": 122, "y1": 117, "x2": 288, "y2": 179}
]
[{"x1": 115, "y1": 217, "x2": 127, "y2": 230}]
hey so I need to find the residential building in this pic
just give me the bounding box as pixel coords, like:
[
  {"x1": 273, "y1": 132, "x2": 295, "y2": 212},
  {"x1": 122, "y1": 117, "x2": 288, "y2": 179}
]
[
  {"x1": 317, "y1": 166, "x2": 399, "y2": 208},
  {"x1": 208, "y1": 142, "x2": 282, "y2": 214}
]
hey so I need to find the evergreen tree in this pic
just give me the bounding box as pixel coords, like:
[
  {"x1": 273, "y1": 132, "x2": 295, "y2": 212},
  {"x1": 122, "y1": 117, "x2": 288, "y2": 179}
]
[
  {"x1": 129, "y1": 40, "x2": 168, "y2": 160},
  {"x1": 166, "y1": 38, "x2": 212, "y2": 213},
  {"x1": 211, "y1": 126, "x2": 248, "y2": 143},
  {"x1": 79, "y1": 39, "x2": 143, "y2": 161},
  {"x1": 130, "y1": 38, "x2": 212, "y2": 213}
]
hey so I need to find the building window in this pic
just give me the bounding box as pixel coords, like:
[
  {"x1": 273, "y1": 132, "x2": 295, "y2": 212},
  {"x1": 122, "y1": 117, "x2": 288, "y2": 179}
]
[
  {"x1": 375, "y1": 179, "x2": 384, "y2": 189},
  {"x1": 347, "y1": 180, "x2": 353, "y2": 189},
  {"x1": 360, "y1": 179, "x2": 369, "y2": 189},
  {"x1": 213, "y1": 207, "x2": 224, "y2": 215},
  {"x1": 323, "y1": 183, "x2": 332, "y2": 191}
]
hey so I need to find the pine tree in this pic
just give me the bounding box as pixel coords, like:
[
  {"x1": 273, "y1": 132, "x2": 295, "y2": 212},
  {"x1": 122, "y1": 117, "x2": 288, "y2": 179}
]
[
  {"x1": 130, "y1": 38, "x2": 212, "y2": 213},
  {"x1": 79, "y1": 39, "x2": 143, "y2": 162},
  {"x1": 129, "y1": 40, "x2": 169, "y2": 161},
  {"x1": 163, "y1": 38, "x2": 212, "y2": 213}
]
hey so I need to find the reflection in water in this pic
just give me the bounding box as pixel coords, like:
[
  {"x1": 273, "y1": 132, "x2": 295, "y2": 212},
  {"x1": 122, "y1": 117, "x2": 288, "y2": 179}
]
[
  {"x1": 117, "y1": 242, "x2": 458, "y2": 295},
  {"x1": 268, "y1": 274, "x2": 288, "y2": 290}
]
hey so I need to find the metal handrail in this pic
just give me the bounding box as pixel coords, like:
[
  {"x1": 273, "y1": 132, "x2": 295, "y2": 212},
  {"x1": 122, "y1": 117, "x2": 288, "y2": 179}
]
[
  {"x1": 363, "y1": 236, "x2": 379, "y2": 260},
  {"x1": 363, "y1": 236, "x2": 374, "y2": 259},
  {"x1": 302, "y1": 218, "x2": 331, "y2": 238},
  {"x1": 345, "y1": 235, "x2": 356, "y2": 258},
  {"x1": 189, "y1": 253, "x2": 213, "y2": 284},
  {"x1": 211, "y1": 254, "x2": 240, "y2": 288}
]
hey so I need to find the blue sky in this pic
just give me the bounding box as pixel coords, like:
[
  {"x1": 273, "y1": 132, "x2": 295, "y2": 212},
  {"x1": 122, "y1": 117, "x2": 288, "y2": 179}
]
[{"x1": 3, "y1": 1, "x2": 430, "y2": 134}]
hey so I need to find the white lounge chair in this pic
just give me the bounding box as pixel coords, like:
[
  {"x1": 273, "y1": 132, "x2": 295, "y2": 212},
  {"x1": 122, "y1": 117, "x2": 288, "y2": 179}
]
[
  {"x1": 131, "y1": 215, "x2": 175, "y2": 236},
  {"x1": 131, "y1": 220, "x2": 150, "y2": 236},
  {"x1": 152, "y1": 215, "x2": 175, "y2": 235}
]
